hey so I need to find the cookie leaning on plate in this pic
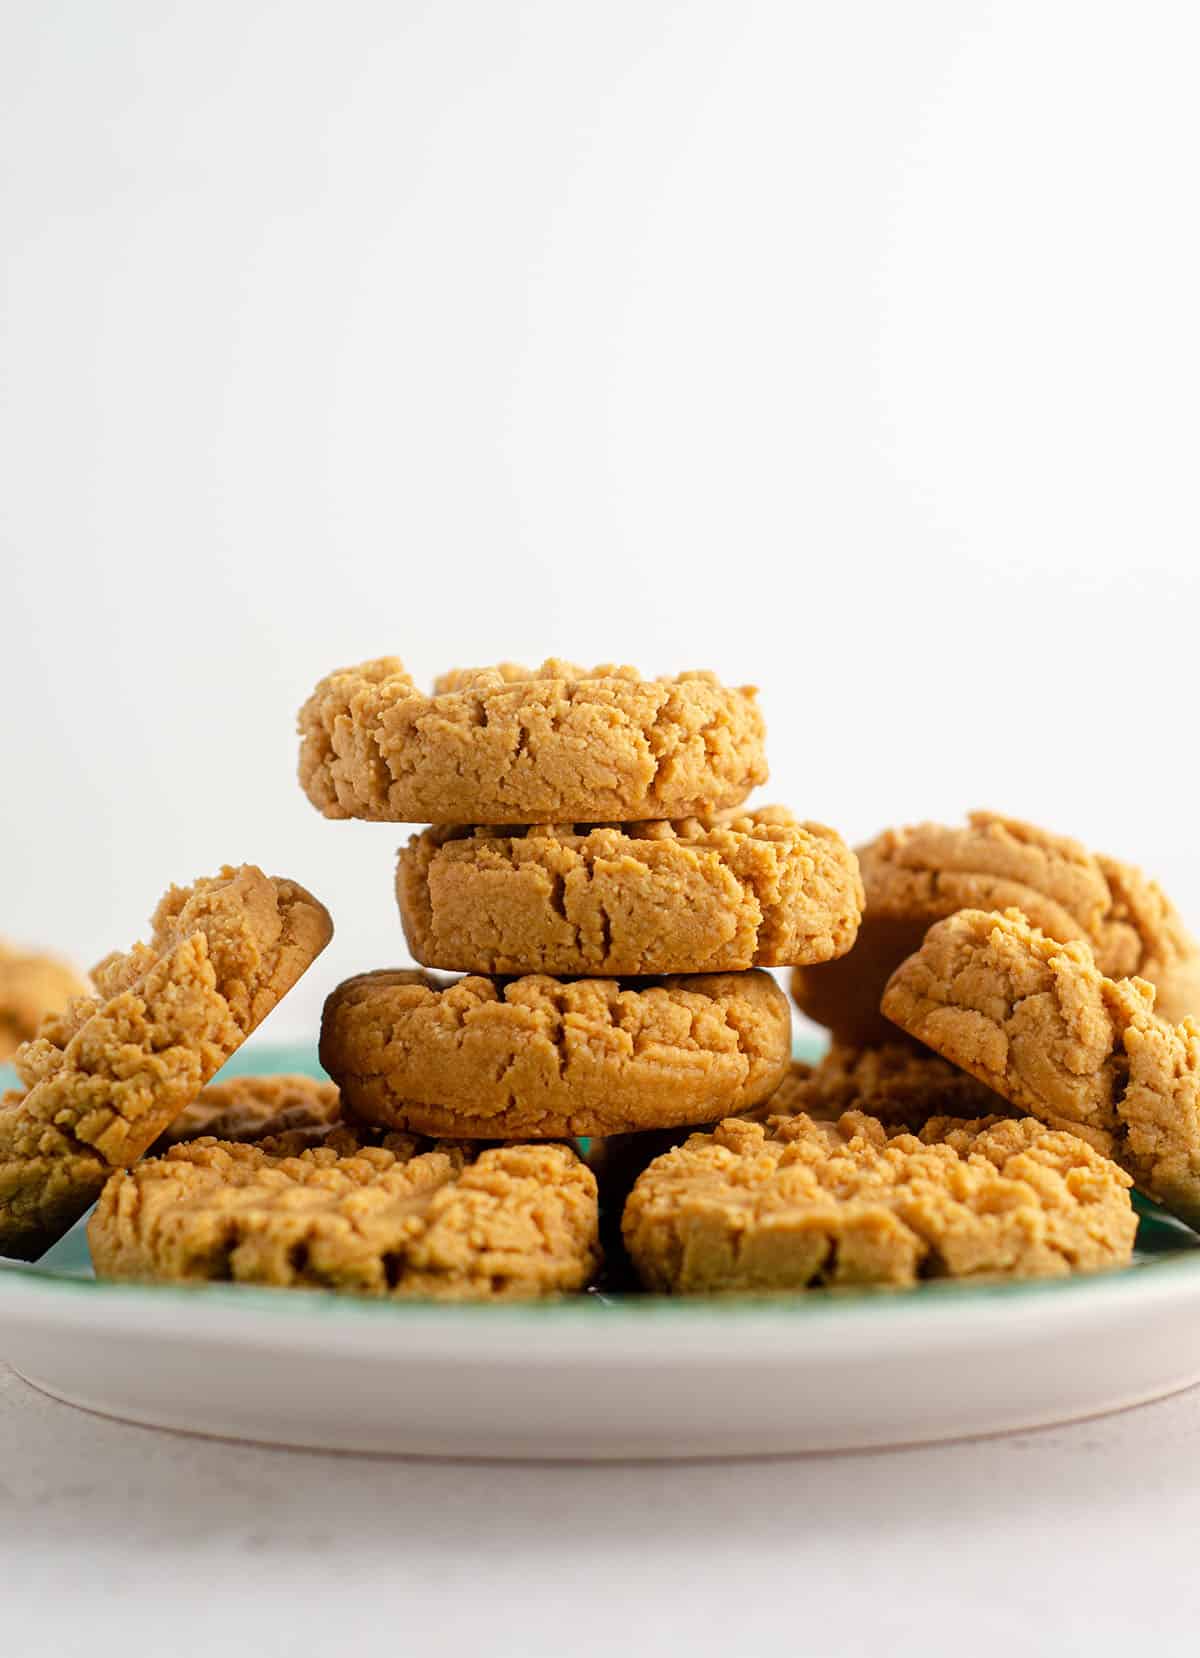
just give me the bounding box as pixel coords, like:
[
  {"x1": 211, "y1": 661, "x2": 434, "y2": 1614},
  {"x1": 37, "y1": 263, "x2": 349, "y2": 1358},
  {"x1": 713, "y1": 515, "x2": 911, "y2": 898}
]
[
  {"x1": 0, "y1": 866, "x2": 333, "y2": 1260},
  {"x1": 762, "y1": 1043, "x2": 1008, "y2": 1127},
  {"x1": 89, "y1": 1134, "x2": 600, "y2": 1301},
  {"x1": 622, "y1": 1110, "x2": 1136, "y2": 1294},
  {"x1": 396, "y1": 810, "x2": 863, "y2": 976},
  {"x1": 881, "y1": 906, "x2": 1200, "y2": 1227},
  {"x1": 156, "y1": 1074, "x2": 342, "y2": 1150},
  {"x1": 792, "y1": 811, "x2": 1200, "y2": 1044},
  {"x1": 298, "y1": 657, "x2": 766, "y2": 824},
  {"x1": 320, "y1": 969, "x2": 792, "y2": 1139}
]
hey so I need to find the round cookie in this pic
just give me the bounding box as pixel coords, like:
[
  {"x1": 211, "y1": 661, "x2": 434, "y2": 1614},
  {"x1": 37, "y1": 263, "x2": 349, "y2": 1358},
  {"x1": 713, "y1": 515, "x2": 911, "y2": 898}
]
[
  {"x1": 320, "y1": 968, "x2": 792, "y2": 1139},
  {"x1": 881, "y1": 906, "x2": 1200, "y2": 1227},
  {"x1": 298, "y1": 657, "x2": 766, "y2": 825},
  {"x1": 762, "y1": 1043, "x2": 1008, "y2": 1127},
  {"x1": 396, "y1": 810, "x2": 863, "y2": 976},
  {"x1": 89, "y1": 1135, "x2": 600, "y2": 1301},
  {"x1": 0, "y1": 943, "x2": 90, "y2": 1062},
  {"x1": 792, "y1": 811, "x2": 1200, "y2": 1043},
  {"x1": 157, "y1": 1074, "x2": 342, "y2": 1150},
  {"x1": 0, "y1": 865, "x2": 333, "y2": 1261},
  {"x1": 622, "y1": 1109, "x2": 1136, "y2": 1294}
]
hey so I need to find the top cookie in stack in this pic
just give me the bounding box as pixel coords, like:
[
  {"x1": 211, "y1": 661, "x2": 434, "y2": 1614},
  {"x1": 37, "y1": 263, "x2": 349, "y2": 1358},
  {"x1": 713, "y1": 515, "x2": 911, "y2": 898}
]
[
  {"x1": 300, "y1": 657, "x2": 865, "y2": 1141},
  {"x1": 298, "y1": 656, "x2": 767, "y2": 824}
]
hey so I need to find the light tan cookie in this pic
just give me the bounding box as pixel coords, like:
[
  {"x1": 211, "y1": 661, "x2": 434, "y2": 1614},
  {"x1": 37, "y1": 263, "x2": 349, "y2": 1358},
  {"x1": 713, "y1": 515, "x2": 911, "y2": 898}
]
[
  {"x1": 881, "y1": 906, "x2": 1200, "y2": 1226},
  {"x1": 0, "y1": 866, "x2": 333, "y2": 1261},
  {"x1": 763, "y1": 1043, "x2": 1007, "y2": 1127},
  {"x1": 622, "y1": 1109, "x2": 1136, "y2": 1293},
  {"x1": 0, "y1": 944, "x2": 90, "y2": 1061},
  {"x1": 156, "y1": 1074, "x2": 342, "y2": 1150},
  {"x1": 582, "y1": 1062, "x2": 820, "y2": 1267},
  {"x1": 396, "y1": 809, "x2": 863, "y2": 976},
  {"x1": 320, "y1": 968, "x2": 792, "y2": 1139},
  {"x1": 792, "y1": 811, "x2": 1200, "y2": 1042},
  {"x1": 298, "y1": 657, "x2": 766, "y2": 824},
  {"x1": 89, "y1": 1136, "x2": 599, "y2": 1301}
]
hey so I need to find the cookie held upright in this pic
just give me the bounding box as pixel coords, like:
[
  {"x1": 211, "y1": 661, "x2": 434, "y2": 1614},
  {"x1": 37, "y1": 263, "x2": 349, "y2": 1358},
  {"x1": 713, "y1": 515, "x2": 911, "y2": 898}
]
[
  {"x1": 792, "y1": 810, "x2": 1200, "y2": 1044},
  {"x1": 0, "y1": 865, "x2": 332, "y2": 1260},
  {"x1": 298, "y1": 658, "x2": 766, "y2": 824},
  {"x1": 881, "y1": 906, "x2": 1200, "y2": 1228}
]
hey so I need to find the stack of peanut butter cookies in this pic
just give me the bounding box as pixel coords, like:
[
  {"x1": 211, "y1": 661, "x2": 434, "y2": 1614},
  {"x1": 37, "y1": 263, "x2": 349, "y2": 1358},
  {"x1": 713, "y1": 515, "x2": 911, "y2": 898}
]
[
  {"x1": 10, "y1": 661, "x2": 1194, "y2": 1309},
  {"x1": 299, "y1": 656, "x2": 873, "y2": 1289}
]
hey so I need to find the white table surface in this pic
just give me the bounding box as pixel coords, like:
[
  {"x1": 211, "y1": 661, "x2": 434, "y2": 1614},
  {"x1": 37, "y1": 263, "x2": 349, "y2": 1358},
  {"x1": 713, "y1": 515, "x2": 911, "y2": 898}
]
[{"x1": 2, "y1": 1359, "x2": 1198, "y2": 1657}]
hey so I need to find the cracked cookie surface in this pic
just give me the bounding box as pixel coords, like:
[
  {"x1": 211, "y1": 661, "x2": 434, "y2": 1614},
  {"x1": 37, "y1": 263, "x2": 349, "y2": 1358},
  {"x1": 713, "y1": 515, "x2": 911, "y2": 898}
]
[
  {"x1": 298, "y1": 657, "x2": 767, "y2": 824},
  {"x1": 881, "y1": 906, "x2": 1200, "y2": 1227},
  {"x1": 396, "y1": 809, "x2": 863, "y2": 975},
  {"x1": 321, "y1": 968, "x2": 792, "y2": 1138},
  {"x1": 157, "y1": 1074, "x2": 342, "y2": 1150},
  {"x1": 0, "y1": 866, "x2": 333, "y2": 1260},
  {"x1": 89, "y1": 1135, "x2": 600, "y2": 1300},
  {"x1": 0, "y1": 943, "x2": 90, "y2": 1061},
  {"x1": 622, "y1": 1109, "x2": 1136, "y2": 1293},
  {"x1": 792, "y1": 811, "x2": 1200, "y2": 1042},
  {"x1": 764, "y1": 1043, "x2": 1008, "y2": 1127}
]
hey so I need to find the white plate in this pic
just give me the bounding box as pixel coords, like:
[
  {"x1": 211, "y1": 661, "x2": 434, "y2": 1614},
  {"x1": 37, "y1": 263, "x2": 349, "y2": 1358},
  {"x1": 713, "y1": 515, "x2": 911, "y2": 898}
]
[{"x1": 4, "y1": 1045, "x2": 1200, "y2": 1459}]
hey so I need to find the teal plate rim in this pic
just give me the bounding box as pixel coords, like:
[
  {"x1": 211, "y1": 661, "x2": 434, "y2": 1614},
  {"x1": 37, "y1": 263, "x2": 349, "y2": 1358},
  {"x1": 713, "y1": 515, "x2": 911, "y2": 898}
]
[{"x1": 4, "y1": 1038, "x2": 1199, "y2": 1328}]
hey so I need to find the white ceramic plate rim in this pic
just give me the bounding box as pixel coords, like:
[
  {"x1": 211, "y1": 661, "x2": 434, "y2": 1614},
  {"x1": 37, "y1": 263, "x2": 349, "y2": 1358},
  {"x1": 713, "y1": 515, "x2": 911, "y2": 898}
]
[{"x1": 5, "y1": 1247, "x2": 1200, "y2": 1365}]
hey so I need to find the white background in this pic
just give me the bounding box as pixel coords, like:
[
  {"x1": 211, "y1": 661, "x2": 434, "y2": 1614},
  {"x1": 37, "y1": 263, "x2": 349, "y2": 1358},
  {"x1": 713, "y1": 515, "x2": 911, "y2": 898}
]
[
  {"x1": 3, "y1": 0, "x2": 1198, "y2": 1042},
  {"x1": 4, "y1": 12, "x2": 1200, "y2": 1656}
]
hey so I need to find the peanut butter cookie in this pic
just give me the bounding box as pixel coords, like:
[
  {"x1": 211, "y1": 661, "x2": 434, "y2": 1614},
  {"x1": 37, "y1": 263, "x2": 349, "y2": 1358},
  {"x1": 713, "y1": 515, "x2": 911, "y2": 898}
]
[
  {"x1": 0, "y1": 943, "x2": 90, "y2": 1061},
  {"x1": 881, "y1": 906, "x2": 1200, "y2": 1227},
  {"x1": 298, "y1": 657, "x2": 766, "y2": 824},
  {"x1": 792, "y1": 811, "x2": 1200, "y2": 1042},
  {"x1": 396, "y1": 809, "x2": 863, "y2": 975},
  {"x1": 622, "y1": 1110, "x2": 1136, "y2": 1293},
  {"x1": 89, "y1": 1136, "x2": 600, "y2": 1300},
  {"x1": 320, "y1": 968, "x2": 792, "y2": 1138},
  {"x1": 763, "y1": 1043, "x2": 1007, "y2": 1127},
  {"x1": 0, "y1": 866, "x2": 333, "y2": 1260},
  {"x1": 156, "y1": 1074, "x2": 342, "y2": 1149}
]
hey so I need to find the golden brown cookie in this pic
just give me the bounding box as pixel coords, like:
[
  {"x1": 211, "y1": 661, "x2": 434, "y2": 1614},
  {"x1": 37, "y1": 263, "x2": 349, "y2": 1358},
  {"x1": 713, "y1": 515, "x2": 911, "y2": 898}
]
[
  {"x1": 0, "y1": 866, "x2": 333, "y2": 1261},
  {"x1": 156, "y1": 1074, "x2": 342, "y2": 1150},
  {"x1": 792, "y1": 811, "x2": 1200, "y2": 1042},
  {"x1": 0, "y1": 943, "x2": 90, "y2": 1062},
  {"x1": 622, "y1": 1109, "x2": 1136, "y2": 1293},
  {"x1": 791, "y1": 917, "x2": 932, "y2": 1047},
  {"x1": 298, "y1": 657, "x2": 766, "y2": 825},
  {"x1": 581, "y1": 1061, "x2": 819, "y2": 1279},
  {"x1": 746, "y1": 1058, "x2": 815, "y2": 1119},
  {"x1": 763, "y1": 1043, "x2": 1007, "y2": 1127},
  {"x1": 320, "y1": 968, "x2": 792, "y2": 1139},
  {"x1": 396, "y1": 809, "x2": 863, "y2": 976},
  {"x1": 881, "y1": 906, "x2": 1200, "y2": 1227},
  {"x1": 89, "y1": 1135, "x2": 600, "y2": 1301}
]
